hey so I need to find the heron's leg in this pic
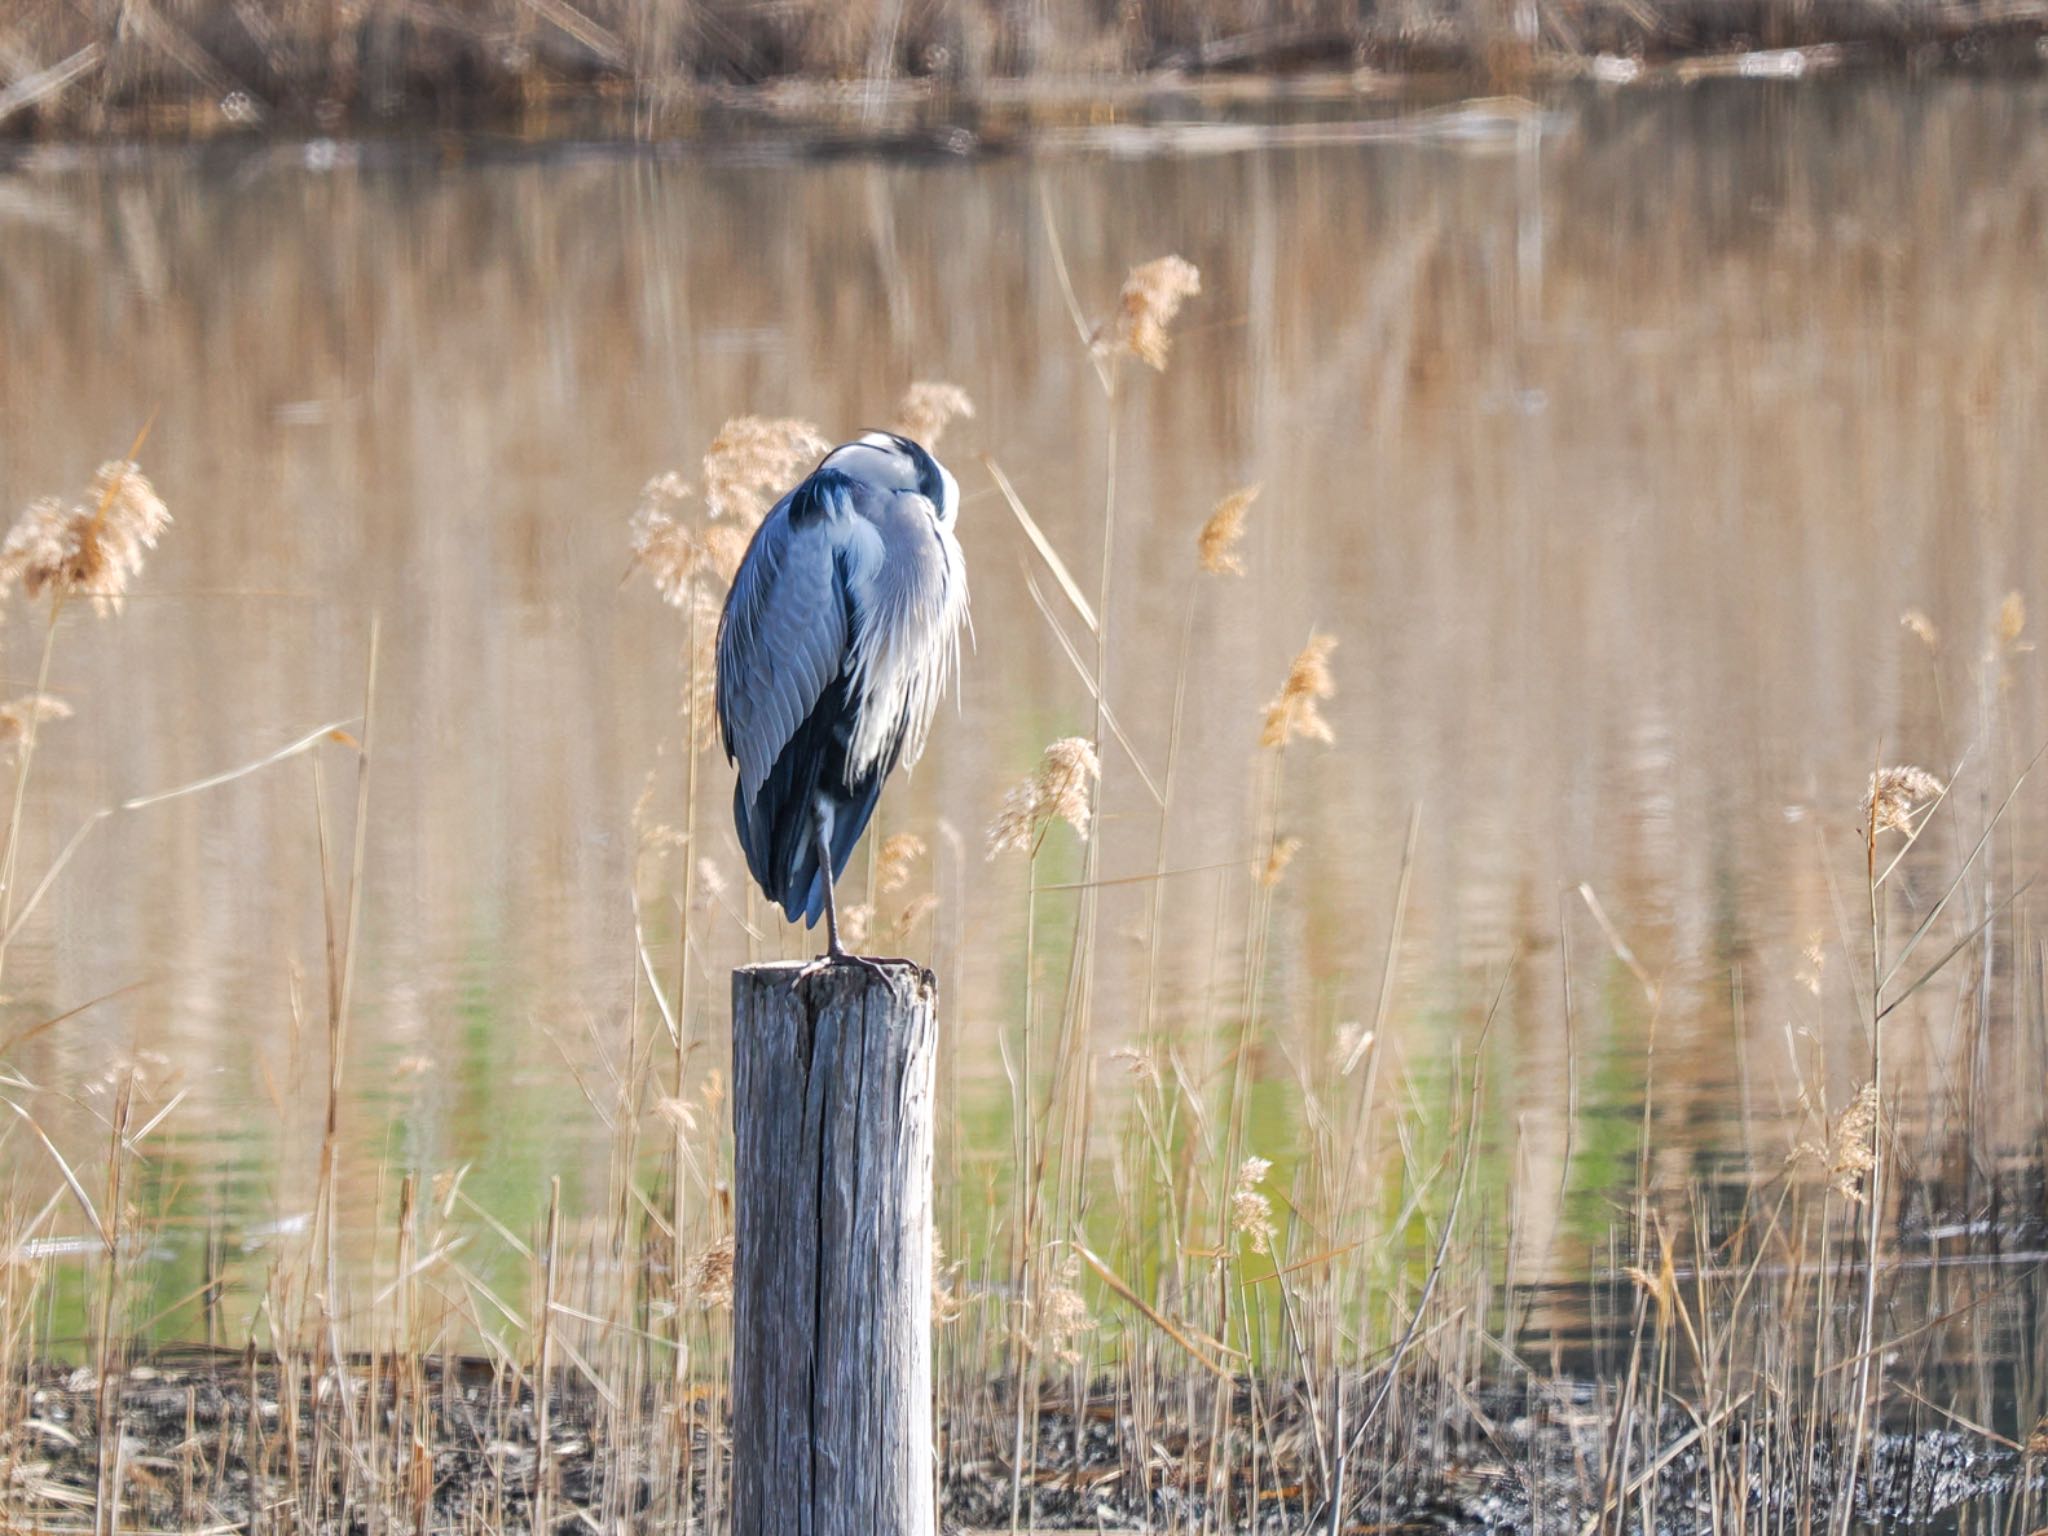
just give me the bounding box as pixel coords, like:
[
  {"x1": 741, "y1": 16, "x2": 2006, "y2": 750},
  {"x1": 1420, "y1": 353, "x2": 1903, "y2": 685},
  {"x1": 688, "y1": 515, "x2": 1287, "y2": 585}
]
[
  {"x1": 794, "y1": 811, "x2": 896, "y2": 987},
  {"x1": 819, "y1": 828, "x2": 847, "y2": 958}
]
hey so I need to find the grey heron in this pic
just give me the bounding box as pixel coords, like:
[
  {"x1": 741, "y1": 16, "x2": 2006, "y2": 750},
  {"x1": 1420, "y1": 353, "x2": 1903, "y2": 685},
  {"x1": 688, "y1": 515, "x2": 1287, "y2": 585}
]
[{"x1": 715, "y1": 431, "x2": 969, "y2": 968}]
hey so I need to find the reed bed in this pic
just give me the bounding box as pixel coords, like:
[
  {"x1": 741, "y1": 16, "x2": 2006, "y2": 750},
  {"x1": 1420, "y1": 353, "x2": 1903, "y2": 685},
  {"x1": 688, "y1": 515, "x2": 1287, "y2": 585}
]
[{"x1": 4, "y1": 97, "x2": 2048, "y2": 1532}]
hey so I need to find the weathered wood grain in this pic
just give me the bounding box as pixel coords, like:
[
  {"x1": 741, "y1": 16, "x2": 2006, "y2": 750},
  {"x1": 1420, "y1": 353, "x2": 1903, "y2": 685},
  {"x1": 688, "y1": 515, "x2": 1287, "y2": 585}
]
[{"x1": 731, "y1": 960, "x2": 937, "y2": 1536}]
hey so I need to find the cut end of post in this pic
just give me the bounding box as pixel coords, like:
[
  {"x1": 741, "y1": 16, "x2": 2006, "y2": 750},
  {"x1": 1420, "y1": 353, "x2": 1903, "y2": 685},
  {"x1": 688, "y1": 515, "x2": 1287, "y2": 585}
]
[{"x1": 737, "y1": 957, "x2": 936, "y2": 1000}]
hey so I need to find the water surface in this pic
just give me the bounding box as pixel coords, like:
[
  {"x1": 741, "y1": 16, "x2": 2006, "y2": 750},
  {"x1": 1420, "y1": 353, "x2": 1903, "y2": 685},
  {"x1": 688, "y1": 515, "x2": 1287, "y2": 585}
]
[{"x1": 3, "y1": 78, "x2": 2047, "y2": 1349}]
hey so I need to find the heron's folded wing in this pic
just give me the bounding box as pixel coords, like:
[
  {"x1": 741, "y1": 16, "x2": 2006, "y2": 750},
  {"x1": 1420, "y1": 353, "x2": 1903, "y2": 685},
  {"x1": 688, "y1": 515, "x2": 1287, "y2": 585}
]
[{"x1": 715, "y1": 496, "x2": 854, "y2": 805}]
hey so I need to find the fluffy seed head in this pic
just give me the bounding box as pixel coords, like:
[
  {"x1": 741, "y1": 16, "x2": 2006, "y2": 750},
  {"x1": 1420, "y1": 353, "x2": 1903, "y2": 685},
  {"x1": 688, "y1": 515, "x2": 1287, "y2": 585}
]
[
  {"x1": 628, "y1": 474, "x2": 705, "y2": 604},
  {"x1": 1995, "y1": 590, "x2": 2027, "y2": 650},
  {"x1": 1041, "y1": 1250, "x2": 1095, "y2": 1364},
  {"x1": 1900, "y1": 608, "x2": 1938, "y2": 650},
  {"x1": 987, "y1": 737, "x2": 1101, "y2": 856},
  {"x1": 1865, "y1": 765, "x2": 1943, "y2": 837},
  {"x1": 627, "y1": 473, "x2": 741, "y2": 744},
  {"x1": 887, "y1": 892, "x2": 940, "y2": 941},
  {"x1": 701, "y1": 416, "x2": 830, "y2": 524},
  {"x1": 0, "y1": 694, "x2": 71, "y2": 751},
  {"x1": 875, "y1": 833, "x2": 927, "y2": 893},
  {"x1": 639, "y1": 583, "x2": 728, "y2": 749},
  {"x1": 1797, "y1": 932, "x2": 1826, "y2": 997},
  {"x1": 1261, "y1": 635, "x2": 1338, "y2": 749},
  {"x1": 1099, "y1": 255, "x2": 1202, "y2": 371},
  {"x1": 0, "y1": 461, "x2": 171, "y2": 612},
  {"x1": 838, "y1": 904, "x2": 874, "y2": 950},
  {"x1": 688, "y1": 1235, "x2": 734, "y2": 1308},
  {"x1": 1791, "y1": 1082, "x2": 1881, "y2": 1202},
  {"x1": 1623, "y1": 1241, "x2": 1678, "y2": 1324},
  {"x1": 892, "y1": 382, "x2": 975, "y2": 448},
  {"x1": 932, "y1": 1236, "x2": 964, "y2": 1326},
  {"x1": 1198, "y1": 485, "x2": 1258, "y2": 575},
  {"x1": 1827, "y1": 1084, "x2": 1879, "y2": 1203},
  {"x1": 1232, "y1": 1157, "x2": 1276, "y2": 1255},
  {"x1": 1259, "y1": 836, "x2": 1302, "y2": 888}
]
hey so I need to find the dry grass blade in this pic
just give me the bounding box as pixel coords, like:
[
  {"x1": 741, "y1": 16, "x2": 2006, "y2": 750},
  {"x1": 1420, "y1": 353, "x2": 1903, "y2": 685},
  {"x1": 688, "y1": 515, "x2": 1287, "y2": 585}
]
[
  {"x1": 520, "y1": 0, "x2": 629, "y2": 67},
  {"x1": 633, "y1": 894, "x2": 681, "y2": 1047},
  {"x1": 1335, "y1": 951, "x2": 1514, "y2": 1478},
  {"x1": 1, "y1": 1097, "x2": 109, "y2": 1248},
  {"x1": 1072, "y1": 1244, "x2": 1237, "y2": 1377},
  {"x1": 984, "y1": 455, "x2": 1097, "y2": 635},
  {"x1": 1018, "y1": 569, "x2": 1162, "y2": 806},
  {"x1": 0, "y1": 979, "x2": 151, "y2": 1061},
  {"x1": 1878, "y1": 877, "x2": 2035, "y2": 1021},
  {"x1": 1578, "y1": 882, "x2": 1657, "y2": 1002},
  {"x1": 1035, "y1": 182, "x2": 1113, "y2": 393},
  {"x1": 1574, "y1": 1393, "x2": 1753, "y2": 1536},
  {"x1": 1344, "y1": 803, "x2": 1420, "y2": 1074},
  {"x1": 0, "y1": 45, "x2": 103, "y2": 127},
  {"x1": 1877, "y1": 735, "x2": 2048, "y2": 997},
  {"x1": 122, "y1": 718, "x2": 359, "y2": 814},
  {"x1": 5, "y1": 716, "x2": 357, "y2": 947},
  {"x1": 1892, "y1": 1383, "x2": 2025, "y2": 1451},
  {"x1": 1032, "y1": 857, "x2": 1247, "y2": 892},
  {"x1": 126, "y1": 1086, "x2": 189, "y2": 1148}
]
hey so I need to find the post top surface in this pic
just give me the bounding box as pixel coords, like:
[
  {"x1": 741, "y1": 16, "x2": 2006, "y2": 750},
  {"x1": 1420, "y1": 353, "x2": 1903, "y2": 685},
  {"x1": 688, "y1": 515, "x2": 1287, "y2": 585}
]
[
  {"x1": 738, "y1": 957, "x2": 928, "y2": 975},
  {"x1": 734, "y1": 958, "x2": 938, "y2": 998}
]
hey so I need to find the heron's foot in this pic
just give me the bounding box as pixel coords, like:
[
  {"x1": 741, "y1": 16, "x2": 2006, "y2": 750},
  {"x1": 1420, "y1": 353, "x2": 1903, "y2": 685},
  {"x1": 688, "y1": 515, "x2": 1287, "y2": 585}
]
[{"x1": 790, "y1": 947, "x2": 904, "y2": 990}]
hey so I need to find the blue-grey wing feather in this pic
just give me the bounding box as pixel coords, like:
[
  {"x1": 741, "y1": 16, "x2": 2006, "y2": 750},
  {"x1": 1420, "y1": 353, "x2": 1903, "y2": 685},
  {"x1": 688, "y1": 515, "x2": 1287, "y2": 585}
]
[{"x1": 715, "y1": 491, "x2": 852, "y2": 806}]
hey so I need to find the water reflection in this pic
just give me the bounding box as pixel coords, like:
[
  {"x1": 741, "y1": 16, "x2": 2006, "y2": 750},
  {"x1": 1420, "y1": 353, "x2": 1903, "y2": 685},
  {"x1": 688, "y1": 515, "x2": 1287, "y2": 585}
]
[{"x1": 2, "y1": 76, "x2": 2047, "y2": 1315}]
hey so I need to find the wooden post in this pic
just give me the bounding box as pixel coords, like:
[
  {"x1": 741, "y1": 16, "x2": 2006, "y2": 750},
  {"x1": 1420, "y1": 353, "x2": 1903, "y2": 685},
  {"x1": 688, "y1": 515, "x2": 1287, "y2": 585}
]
[{"x1": 731, "y1": 961, "x2": 938, "y2": 1536}]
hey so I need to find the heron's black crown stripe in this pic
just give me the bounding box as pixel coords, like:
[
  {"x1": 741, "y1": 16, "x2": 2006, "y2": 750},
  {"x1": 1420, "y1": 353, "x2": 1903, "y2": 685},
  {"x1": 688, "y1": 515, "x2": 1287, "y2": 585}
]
[{"x1": 786, "y1": 466, "x2": 857, "y2": 529}]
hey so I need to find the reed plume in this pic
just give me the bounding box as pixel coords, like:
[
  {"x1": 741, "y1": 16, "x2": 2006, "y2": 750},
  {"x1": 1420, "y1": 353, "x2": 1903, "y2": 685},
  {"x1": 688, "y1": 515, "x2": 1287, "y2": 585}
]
[
  {"x1": 701, "y1": 416, "x2": 829, "y2": 524},
  {"x1": 1039, "y1": 1250, "x2": 1094, "y2": 1364},
  {"x1": 1899, "y1": 608, "x2": 1938, "y2": 649},
  {"x1": 629, "y1": 475, "x2": 755, "y2": 599},
  {"x1": 1232, "y1": 1156, "x2": 1276, "y2": 1254},
  {"x1": 1097, "y1": 255, "x2": 1201, "y2": 371},
  {"x1": 1795, "y1": 1083, "x2": 1881, "y2": 1202},
  {"x1": 1198, "y1": 486, "x2": 1258, "y2": 575},
  {"x1": 0, "y1": 694, "x2": 71, "y2": 751},
  {"x1": 1994, "y1": 590, "x2": 2027, "y2": 652},
  {"x1": 1261, "y1": 634, "x2": 1338, "y2": 748},
  {"x1": 1864, "y1": 765, "x2": 1942, "y2": 836},
  {"x1": 688, "y1": 1235, "x2": 734, "y2": 1308},
  {"x1": 987, "y1": 737, "x2": 1100, "y2": 855},
  {"x1": 1259, "y1": 836, "x2": 1301, "y2": 888},
  {"x1": 891, "y1": 383, "x2": 975, "y2": 448},
  {"x1": 0, "y1": 461, "x2": 171, "y2": 612},
  {"x1": 874, "y1": 833, "x2": 926, "y2": 893}
]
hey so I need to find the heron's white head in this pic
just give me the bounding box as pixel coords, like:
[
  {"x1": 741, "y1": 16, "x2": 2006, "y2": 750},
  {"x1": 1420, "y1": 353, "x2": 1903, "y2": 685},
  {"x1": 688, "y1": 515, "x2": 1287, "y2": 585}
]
[{"x1": 830, "y1": 431, "x2": 958, "y2": 526}]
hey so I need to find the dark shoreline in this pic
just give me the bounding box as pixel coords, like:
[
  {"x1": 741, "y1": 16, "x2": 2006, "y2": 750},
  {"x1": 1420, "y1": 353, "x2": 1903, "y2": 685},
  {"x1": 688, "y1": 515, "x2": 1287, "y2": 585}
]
[
  {"x1": 1, "y1": 20, "x2": 2045, "y2": 152},
  {"x1": 10, "y1": 1356, "x2": 2041, "y2": 1532}
]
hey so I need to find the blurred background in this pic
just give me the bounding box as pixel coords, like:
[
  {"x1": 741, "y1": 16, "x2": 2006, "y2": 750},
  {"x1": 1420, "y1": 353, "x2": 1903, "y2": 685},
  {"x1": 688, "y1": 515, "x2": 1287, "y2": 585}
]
[
  {"x1": 3, "y1": 69, "x2": 2044, "y2": 1294},
  {"x1": 4, "y1": 19, "x2": 2048, "y2": 1527}
]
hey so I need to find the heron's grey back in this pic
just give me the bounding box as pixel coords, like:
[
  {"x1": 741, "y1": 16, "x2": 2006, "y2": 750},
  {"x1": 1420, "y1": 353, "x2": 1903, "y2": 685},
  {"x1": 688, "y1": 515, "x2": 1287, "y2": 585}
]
[{"x1": 716, "y1": 459, "x2": 967, "y2": 806}]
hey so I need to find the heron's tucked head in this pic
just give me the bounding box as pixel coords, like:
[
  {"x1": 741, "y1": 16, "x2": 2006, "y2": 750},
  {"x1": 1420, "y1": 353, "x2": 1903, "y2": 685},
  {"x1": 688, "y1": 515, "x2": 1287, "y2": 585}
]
[{"x1": 833, "y1": 431, "x2": 959, "y2": 527}]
